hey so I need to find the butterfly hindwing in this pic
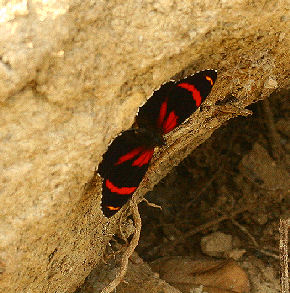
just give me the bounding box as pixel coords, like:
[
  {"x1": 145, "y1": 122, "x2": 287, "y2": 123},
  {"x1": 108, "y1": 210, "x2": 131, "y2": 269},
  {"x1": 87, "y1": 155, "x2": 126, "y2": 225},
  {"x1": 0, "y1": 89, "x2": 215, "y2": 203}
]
[{"x1": 98, "y1": 130, "x2": 154, "y2": 217}]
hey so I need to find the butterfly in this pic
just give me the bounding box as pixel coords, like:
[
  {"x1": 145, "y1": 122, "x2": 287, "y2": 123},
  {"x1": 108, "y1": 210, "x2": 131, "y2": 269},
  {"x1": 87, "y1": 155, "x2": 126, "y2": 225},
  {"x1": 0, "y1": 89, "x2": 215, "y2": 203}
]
[{"x1": 98, "y1": 70, "x2": 217, "y2": 217}]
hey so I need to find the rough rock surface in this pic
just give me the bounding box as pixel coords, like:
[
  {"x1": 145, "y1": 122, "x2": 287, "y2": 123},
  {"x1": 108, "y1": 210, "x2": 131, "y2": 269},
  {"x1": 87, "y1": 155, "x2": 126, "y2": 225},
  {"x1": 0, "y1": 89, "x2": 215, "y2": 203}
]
[
  {"x1": 79, "y1": 252, "x2": 182, "y2": 293},
  {"x1": 0, "y1": 0, "x2": 288, "y2": 292}
]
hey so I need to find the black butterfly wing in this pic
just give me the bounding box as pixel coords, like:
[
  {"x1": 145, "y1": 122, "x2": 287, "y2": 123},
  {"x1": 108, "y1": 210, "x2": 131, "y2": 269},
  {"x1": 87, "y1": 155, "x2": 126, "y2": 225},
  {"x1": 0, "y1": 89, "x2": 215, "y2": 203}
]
[
  {"x1": 98, "y1": 130, "x2": 154, "y2": 217},
  {"x1": 136, "y1": 70, "x2": 217, "y2": 134},
  {"x1": 98, "y1": 70, "x2": 217, "y2": 217}
]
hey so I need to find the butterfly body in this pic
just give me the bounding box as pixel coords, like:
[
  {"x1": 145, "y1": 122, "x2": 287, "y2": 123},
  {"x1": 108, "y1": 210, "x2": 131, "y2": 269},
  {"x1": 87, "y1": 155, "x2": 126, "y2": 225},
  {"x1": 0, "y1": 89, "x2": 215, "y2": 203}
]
[{"x1": 98, "y1": 69, "x2": 217, "y2": 217}]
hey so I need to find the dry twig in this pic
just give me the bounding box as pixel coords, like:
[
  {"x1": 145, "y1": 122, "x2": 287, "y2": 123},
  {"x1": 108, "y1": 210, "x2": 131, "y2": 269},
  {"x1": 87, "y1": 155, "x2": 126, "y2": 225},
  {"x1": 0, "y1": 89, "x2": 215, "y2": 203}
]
[
  {"x1": 184, "y1": 168, "x2": 221, "y2": 212},
  {"x1": 101, "y1": 201, "x2": 142, "y2": 293},
  {"x1": 230, "y1": 217, "x2": 260, "y2": 248},
  {"x1": 142, "y1": 198, "x2": 162, "y2": 210},
  {"x1": 216, "y1": 104, "x2": 253, "y2": 117},
  {"x1": 262, "y1": 98, "x2": 284, "y2": 161},
  {"x1": 173, "y1": 207, "x2": 249, "y2": 245},
  {"x1": 216, "y1": 207, "x2": 281, "y2": 260}
]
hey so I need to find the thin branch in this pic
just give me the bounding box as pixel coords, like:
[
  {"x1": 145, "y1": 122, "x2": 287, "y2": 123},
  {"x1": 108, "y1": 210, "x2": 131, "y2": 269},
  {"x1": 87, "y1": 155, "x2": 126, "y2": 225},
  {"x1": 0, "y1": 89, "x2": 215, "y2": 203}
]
[
  {"x1": 101, "y1": 201, "x2": 142, "y2": 293},
  {"x1": 262, "y1": 98, "x2": 284, "y2": 162},
  {"x1": 230, "y1": 218, "x2": 259, "y2": 248},
  {"x1": 173, "y1": 207, "x2": 249, "y2": 246},
  {"x1": 142, "y1": 198, "x2": 162, "y2": 210},
  {"x1": 216, "y1": 207, "x2": 281, "y2": 260}
]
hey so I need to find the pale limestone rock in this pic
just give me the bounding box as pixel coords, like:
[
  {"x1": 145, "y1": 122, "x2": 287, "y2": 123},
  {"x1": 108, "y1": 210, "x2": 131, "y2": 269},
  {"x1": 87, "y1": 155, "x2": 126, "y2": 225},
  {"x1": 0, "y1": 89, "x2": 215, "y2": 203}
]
[{"x1": 0, "y1": 0, "x2": 289, "y2": 292}]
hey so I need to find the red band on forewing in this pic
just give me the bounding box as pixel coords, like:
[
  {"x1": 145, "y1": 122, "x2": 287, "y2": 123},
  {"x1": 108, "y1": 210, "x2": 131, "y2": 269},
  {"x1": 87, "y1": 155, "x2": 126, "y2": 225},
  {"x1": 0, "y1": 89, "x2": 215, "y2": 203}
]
[
  {"x1": 105, "y1": 179, "x2": 137, "y2": 195},
  {"x1": 162, "y1": 111, "x2": 178, "y2": 133},
  {"x1": 132, "y1": 149, "x2": 154, "y2": 166},
  {"x1": 157, "y1": 98, "x2": 168, "y2": 128},
  {"x1": 115, "y1": 147, "x2": 143, "y2": 165},
  {"x1": 178, "y1": 83, "x2": 202, "y2": 107}
]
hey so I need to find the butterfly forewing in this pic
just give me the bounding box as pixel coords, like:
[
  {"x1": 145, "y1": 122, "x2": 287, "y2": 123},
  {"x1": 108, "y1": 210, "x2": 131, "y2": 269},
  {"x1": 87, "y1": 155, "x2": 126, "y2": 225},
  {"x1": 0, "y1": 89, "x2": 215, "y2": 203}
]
[{"x1": 136, "y1": 69, "x2": 217, "y2": 134}]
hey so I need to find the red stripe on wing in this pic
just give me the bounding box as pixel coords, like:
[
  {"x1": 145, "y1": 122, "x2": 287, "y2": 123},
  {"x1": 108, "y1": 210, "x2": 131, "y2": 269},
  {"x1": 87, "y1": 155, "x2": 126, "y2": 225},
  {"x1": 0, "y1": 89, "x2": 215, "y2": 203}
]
[
  {"x1": 132, "y1": 149, "x2": 154, "y2": 167},
  {"x1": 157, "y1": 98, "x2": 168, "y2": 128},
  {"x1": 178, "y1": 83, "x2": 202, "y2": 107},
  {"x1": 205, "y1": 75, "x2": 214, "y2": 86},
  {"x1": 106, "y1": 179, "x2": 137, "y2": 195},
  {"x1": 106, "y1": 205, "x2": 121, "y2": 211},
  {"x1": 115, "y1": 147, "x2": 143, "y2": 165},
  {"x1": 162, "y1": 111, "x2": 178, "y2": 134}
]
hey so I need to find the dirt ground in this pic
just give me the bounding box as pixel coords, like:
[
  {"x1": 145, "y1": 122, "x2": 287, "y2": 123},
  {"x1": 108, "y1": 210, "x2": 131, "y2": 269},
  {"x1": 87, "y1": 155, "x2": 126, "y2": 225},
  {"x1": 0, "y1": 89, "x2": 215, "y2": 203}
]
[
  {"x1": 135, "y1": 88, "x2": 289, "y2": 292},
  {"x1": 78, "y1": 88, "x2": 289, "y2": 293}
]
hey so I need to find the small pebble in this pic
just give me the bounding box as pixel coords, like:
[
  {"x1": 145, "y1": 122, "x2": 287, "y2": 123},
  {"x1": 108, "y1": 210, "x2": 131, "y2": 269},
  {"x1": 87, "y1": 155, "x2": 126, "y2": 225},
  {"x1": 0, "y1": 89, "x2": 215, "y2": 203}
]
[{"x1": 201, "y1": 231, "x2": 232, "y2": 257}]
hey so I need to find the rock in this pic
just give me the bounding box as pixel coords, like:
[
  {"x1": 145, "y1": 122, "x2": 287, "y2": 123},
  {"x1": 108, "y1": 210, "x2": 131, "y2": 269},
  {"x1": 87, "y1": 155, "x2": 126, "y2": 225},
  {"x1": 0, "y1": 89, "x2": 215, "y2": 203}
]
[
  {"x1": 201, "y1": 232, "x2": 232, "y2": 257},
  {"x1": 150, "y1": 256, "x2": 250, "y2": 293},
  {"x1": 264, "y1": 77, "x2": 278, "y2": 89},
  {"x1": 239, "y1": 143, "x2": 289, "y2": 192},
  {"x1": 0, "y1": 0, "x2": 288, "y2": 291}
]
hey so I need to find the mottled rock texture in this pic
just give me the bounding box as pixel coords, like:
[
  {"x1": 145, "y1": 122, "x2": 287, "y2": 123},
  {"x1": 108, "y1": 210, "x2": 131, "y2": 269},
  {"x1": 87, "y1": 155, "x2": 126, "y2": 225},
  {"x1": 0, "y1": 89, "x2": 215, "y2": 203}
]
[{"x1": 0, "y1": 0, "x2": 288, "y2": 292}]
